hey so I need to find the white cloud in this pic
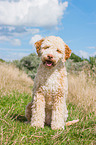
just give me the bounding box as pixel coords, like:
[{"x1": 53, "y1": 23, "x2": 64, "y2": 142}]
[
  {"x1": 11, "y1": 38, "x2": 21, "y2": 46},
  {"x1": 1, "y1": 52, "x2": 30, "y2": 61},
  {"x1": 0, "y1": 46, "x2": 32, "y2": 61},
  {"x1": 7, "y1": 26, "x2": 15, "y2": 32},
  {"x1": 0, "y1": 36, "x2": 9, "y2": 41},
  {"x1": 93, "y1": 52, "x2": 96, "y2": 56},
  {"x1": 8, "y1": 52, "x2": 30, "y2": 61},
  {"x1": 0, "y1": 47, "x2": 32, "y2": 52},
  {"x1": 0, "y1": 25, "x2": 40, "y2": 36},
  {"x1": 0, "y1": 26, "x2": 2, "y2": 30},
  {"x1": 79, "y1": 50, "x2": 89, "y2": 58},
  {"x1": 26, "y1": 28, "x2": 40, "y2": 35},
  {"x1": 78, "y1": 50, "x2": 96, "y2": 59},
  {"x1": 87, "y1": 46, "x2": 96, "y2": 50},
  {"x1": 0, "y1": 35, "x2": 21, "y2": 46},
  {"x1": 0, "y1": 0, "x2": 68, "y2": 27},
  {"x1": 29, "y1": 34, "x2": 42, "y2": 46}
]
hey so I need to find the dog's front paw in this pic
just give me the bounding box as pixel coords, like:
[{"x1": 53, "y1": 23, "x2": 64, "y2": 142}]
[
  {"x1": 51, "y1": 124, "x2": 64, "y2": 130},
  {"x1": 51, "y1": 121, "x2": 65, "y2": 130},
  {"x1": 31, "y1": 121, "x2": 44, "y2": 128}
]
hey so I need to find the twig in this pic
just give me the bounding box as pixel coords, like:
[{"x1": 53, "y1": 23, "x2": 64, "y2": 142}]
[{"x1": 66, "y1": 119, "x2": 79, "y2": 126}]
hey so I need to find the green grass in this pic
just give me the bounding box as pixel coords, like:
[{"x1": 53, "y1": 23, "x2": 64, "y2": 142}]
[{"x1": 0, "y1": 92, "x2": 95, "y2": 145}]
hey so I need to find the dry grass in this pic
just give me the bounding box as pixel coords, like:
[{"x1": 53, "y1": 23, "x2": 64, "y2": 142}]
[
  {"x1": 0, "y1": 62, "x2": 33, "y2": 96},
  {"x1": 68, "y1": 71, "x2": 96, "y2": 113}
]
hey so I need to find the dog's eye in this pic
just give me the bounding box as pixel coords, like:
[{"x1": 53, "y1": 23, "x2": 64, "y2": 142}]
[
  {"x1": 43, "y1": 46, "x2": 50, "y2": 49},
  {"x1": 57, "y1": 49, "x2": 62, "y2": 53},
  {"x1": 46, "y1": 46, "x2": 50, "y2": 49}
]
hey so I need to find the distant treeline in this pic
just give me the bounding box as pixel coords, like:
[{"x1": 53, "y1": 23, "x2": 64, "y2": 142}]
[
  {"x1": 0, "y1": 58, "x2": 5, "y2": 63},
  {"x1": 0, "y1": 53, "x2": 96, "y2": 79}
]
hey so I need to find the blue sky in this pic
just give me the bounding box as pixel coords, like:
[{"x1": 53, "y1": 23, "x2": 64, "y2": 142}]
[{"x1": 0, "y1": 0, "x2": 96, "y2": 61}]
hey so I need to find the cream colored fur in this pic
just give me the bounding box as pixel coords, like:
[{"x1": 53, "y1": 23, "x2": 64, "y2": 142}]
[{"x1": 25, "y1": 36, "x2": 71, "y2": 130}]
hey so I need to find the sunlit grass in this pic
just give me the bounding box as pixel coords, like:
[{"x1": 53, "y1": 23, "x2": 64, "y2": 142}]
[{"x1": 0, "y1": 92, "x2": 95, "y2": 144}]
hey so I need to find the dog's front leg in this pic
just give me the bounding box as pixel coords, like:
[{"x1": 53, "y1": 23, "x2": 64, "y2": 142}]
[
  {"x1": 31, "y1": 92, "x2": 45, "y2": 128},
  {"x1": 51, "y1": 96, "x2": 65, "y2": 130}
]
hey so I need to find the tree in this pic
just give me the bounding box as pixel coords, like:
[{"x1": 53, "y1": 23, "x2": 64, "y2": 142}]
[
  {"x1": 0, "y1": 58, "x2": 5, "y2": 63},
  {"x1": 70, "y1": 53, "x2": 83, "y2": 62},
  {"x1": 89, "y1": 56, "x2": 96, "y2": 68}
]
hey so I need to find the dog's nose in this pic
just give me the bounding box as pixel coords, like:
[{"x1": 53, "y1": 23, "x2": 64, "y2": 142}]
[{"x1": 47, "y1": 54, "x2": 53, "y2": 59}]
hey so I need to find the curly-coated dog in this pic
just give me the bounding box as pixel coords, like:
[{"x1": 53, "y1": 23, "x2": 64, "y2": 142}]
[{"x1": 25, "y1": 36, "x2": 71, "y2": 130}]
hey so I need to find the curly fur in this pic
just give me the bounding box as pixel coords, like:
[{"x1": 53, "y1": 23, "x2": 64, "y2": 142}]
[{"x1": 25, "y1": 36, "x2": 71, "y2": 130}]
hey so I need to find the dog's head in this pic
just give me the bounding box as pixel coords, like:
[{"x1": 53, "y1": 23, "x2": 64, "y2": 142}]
[{"x1": 35, "y1": 36, "x2": 71, "y2": 68}]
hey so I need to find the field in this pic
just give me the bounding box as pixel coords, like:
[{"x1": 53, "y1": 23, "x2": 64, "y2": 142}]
[{"x1": 0, "y1": 62, "x2": 95, "y2": 145}]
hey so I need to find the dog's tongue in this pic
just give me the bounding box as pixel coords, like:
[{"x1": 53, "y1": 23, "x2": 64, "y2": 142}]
[{"x1": 46, "y1": 61, "x2": 52, "y2": 66}]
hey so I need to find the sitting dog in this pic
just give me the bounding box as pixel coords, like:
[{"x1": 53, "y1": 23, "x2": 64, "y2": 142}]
[{"x1": 25, "y1": 36, "x2": 71, "y2": 130}]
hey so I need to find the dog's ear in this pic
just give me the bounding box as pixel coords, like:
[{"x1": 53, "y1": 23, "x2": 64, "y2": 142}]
[
  {"x1": 34, "y1": 39, "x2": 44, "y2": 56},
  {"x1": 65, "y1": 44, "x2": 71, "y2": 60}
]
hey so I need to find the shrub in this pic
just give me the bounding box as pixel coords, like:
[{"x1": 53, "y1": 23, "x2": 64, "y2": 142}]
[
  {"x1": 66, "y1": 59, "x2": 96, "y2": 82},
  {"x1": 13, "y1": 53, "x2": 41, "y2": 79},
  {"x1": 0, "y1": 58, "x2": 5, "y2": 63},
  {"x1": 89, "y1": 56, "x2": 96, "y2": 68},
  {"x1": 70, "y1": 53, "x2": 83, "y2": 62}
]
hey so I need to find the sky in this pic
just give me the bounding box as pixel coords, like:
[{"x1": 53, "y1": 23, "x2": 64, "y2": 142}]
[{"x1": 0, "y1": 0, "x2": 96, "y2": 61}]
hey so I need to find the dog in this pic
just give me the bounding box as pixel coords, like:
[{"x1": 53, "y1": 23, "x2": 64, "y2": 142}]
[{"x1": 25, "y1": 36, "x2": 72, "y2": 130}]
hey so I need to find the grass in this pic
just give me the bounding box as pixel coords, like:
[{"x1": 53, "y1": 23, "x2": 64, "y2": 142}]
[
  {"x1": 0, "y1": 93, "x2": 95, "y2": 144},
  {"x1": 0, "y1": 62, "x2": 33, "y2": 96},
  {"x1": 68, "y1": 71, "x2": 96, "y2": 113},
  {"x1": 0, "y1": 62, "x2": 95, "y2": 144}
]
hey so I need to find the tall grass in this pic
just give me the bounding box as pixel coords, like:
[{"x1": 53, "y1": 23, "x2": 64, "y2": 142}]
[
  {"x1": 68, "y1": 71, "x2": 96, "y2": 113},
  {"x1": 0, "y1": 62, "x2": 33, "y2": 96}
]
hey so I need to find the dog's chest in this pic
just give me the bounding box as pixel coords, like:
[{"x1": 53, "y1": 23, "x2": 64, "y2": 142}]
[{"x1": 41, "y1": 69, "x2": 62, "y2": 94}]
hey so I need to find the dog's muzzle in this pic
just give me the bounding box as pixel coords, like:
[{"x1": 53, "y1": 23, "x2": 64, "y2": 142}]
[
  {"x1": 42, "y1": 54, "x2": 56, "y2": 67},
  {"x1": 43, "y1": 60, "x2": 56, "y2": 67}
]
